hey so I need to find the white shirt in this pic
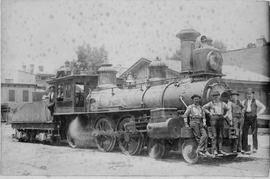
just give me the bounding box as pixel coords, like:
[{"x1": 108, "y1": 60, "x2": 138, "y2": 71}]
[
  {"x1": 246, "y1": 99, "x2": 252, "y2": 112},
  {"x1": 241, "y1": 99, "x2": 266, "y2": 116}
]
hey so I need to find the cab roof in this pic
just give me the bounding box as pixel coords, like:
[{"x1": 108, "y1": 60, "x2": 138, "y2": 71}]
[{"x1": 47, "y1": 74, "x2": 98, "y2": 84}]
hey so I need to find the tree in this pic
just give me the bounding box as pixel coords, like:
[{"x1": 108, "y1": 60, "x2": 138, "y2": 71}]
[
  {"x1": 75, "y1": 44, "x2": 108, "y2": 73},
  {"x1": 166, "y1": 49, "x2": 182, "y2": 61},
  {"x1": 213, "y1": 40, "x2": 227, "y2": 52}
]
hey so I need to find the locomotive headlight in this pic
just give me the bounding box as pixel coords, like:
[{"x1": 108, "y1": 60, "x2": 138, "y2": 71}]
[{"x1": 207, "y1": 51, "x2": 223, "y2": 71}]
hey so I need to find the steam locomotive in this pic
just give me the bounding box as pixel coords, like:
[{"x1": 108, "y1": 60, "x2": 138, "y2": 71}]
[{"x1": 11, "y1": 29, "x2": 237, "y2": 164}]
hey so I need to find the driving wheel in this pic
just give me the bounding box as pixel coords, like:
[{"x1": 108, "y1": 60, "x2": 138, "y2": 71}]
[
  {"x1": 117, "y1": 116, "x2": 144, "y2": 155},
  {"x1": 94, "y1": 117, "x2": 116, "y2": 152}
]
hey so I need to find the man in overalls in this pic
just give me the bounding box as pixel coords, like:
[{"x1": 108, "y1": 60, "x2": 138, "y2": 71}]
[
  {"x1": 183, "y1": 94, "x2": 209, "y2": 156},
  {"x1": 228, "y1": 90, "x2": 244, "y2": 153},
  {"x1": 242, "y1": 88, "x2": 266, "y2": 153},
  {"x1": 203, "y1": 91, "x2": 229, "y2": 156}
]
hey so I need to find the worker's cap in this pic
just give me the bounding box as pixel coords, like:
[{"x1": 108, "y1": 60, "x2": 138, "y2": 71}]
[
  {"x1": 191, "y1": 94, "x2": 201, "y2": 99},
  {"x1": 230, "y1": 90, "x2": 239, "y2": 96},
  {"x1": 246, "y1": 88, "x2": 255, "y2": 94},
  {"x1": 211, "y1": 91, "x2": 220, "y2": 96}
]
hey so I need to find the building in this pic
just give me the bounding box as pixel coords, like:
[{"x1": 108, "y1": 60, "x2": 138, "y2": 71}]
[
  {"x1": 35, "y1": 73, "x2": 55, "y2": 89},
  {"x1": 119, "y1": 58, "x2": 181, "y2": 86},
  {"x1": 1, "y1": 68, "x2": 36, "y2": 84},
  {"x1": 1, "y1": 83, "x2": 44, "y2": 110},
  {"x1": 1, "y1": 64, "x2": 52, "y2": 110},
  {"x1": 222, "y1": 43, "x2": 269, "y2": 77}
]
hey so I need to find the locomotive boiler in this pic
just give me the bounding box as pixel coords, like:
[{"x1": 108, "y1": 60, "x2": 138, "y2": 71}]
[{"x1": 11, "y1": 29, "x2": 236, "y2": 164}]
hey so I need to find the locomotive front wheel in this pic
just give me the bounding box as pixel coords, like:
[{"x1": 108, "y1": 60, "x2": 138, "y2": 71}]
[
  {"x1": 182, "y1": 140, "x2": 199, "y2": 164},
  {"x1": 94, "y1": 117, "x2": 116, "y2": 152},
  {"x1": 117, "y1": 116, "x2": 144, "y2": 155},
  {"x1": 148, "y1": 139, "x2": 166, "y2": 159}
]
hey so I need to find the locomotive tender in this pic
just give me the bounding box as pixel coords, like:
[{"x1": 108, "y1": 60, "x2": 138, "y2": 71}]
[{"x1": 11, "y1": 29, "x2": 236, "y2": 164}]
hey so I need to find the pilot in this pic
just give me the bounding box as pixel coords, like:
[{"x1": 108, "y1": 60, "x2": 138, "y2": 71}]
[
  {"x1": 183, "y1": 94, "x2": 210, "y2": 156},
  {"x1": 203, "y1": 91, "x2": 230, "y2": 156}
]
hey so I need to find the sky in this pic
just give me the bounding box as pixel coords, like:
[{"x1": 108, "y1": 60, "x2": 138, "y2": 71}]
[{"x1": 2, "y1": 0, "x2": 269, "y2": 73}]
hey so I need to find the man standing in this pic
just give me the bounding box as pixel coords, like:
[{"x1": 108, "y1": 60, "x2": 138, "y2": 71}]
[
  {"x1": 242, "y1": 88, "x2": 266, "y2": 153},
  {"x1": 203, "y1": 91, "x2": 229, "y2": 156},
  {"x1": 228, "y1": 90, "x2": 244, "y2": 153},
  {"x1": 47, "y1": 85, "x2": 55, "y2": 115},
  {"x1": 183, "y1": 94, "x2": 209, "y2": 156}
]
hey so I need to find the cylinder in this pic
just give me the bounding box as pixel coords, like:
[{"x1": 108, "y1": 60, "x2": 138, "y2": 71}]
[{"x1": 147, "y1": 118, "x2": 183, "y2": 139}]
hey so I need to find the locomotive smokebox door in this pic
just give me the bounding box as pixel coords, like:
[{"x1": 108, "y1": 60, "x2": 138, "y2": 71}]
[{"x1": 147, "y1": 108, "x2": 183, "y2": 139}]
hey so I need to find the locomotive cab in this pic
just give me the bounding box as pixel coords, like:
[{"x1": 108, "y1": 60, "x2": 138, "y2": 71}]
[{"x1": 48, "y1": 74, "x2": 98, "y2": 113}]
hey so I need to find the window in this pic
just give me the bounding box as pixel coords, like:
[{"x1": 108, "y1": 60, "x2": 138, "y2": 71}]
[
  {"x1": 65, "y1": 84, "x2": 71, "y2": 98},
  {"x1": 8, "y1": 90, "x2": 15, "y2": 102},
  {"x1": 23, "y1": 90, "x2": 29, "y2": 102},
  {"x1": 5, "y1": 79, "x2": 13, "y2": 83},
  {"x1": 75, "y1": 84, "x2": 85, "y2": 107}
]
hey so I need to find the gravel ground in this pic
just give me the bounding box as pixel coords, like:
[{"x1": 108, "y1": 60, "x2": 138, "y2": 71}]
[{"x1": 0, "y1": 124, "x2": 269, "y2": 177}]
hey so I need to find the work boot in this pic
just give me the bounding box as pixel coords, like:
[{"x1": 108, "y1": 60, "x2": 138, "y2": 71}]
[
  {"x1": 205, "y1": 151, "x2": 213, "y2": 157},
  {"x1": 219, "y1": 150, "x2": 228, "y2": 155},
  {"x1": 198, "y1": 151, "x2": 206, "y2": 157}
]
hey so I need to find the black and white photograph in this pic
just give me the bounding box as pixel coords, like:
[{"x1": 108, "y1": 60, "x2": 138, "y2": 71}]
[{"x1": 1, "y1": 0, "x2": 270, "y2": 177}]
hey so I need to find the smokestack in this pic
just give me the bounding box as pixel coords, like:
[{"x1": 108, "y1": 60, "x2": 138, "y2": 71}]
[
  {"x1": 176, "y1": 29, "x2": 200, "y2": 72},
  {"x1": 38, "y1": 65, "x2": 44, "y2": 73},
  {"x1": 30, "y1": 64, "x2": 34, "y2": 74}
]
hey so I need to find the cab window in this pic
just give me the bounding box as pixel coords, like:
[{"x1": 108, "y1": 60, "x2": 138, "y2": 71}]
[{"x1": 75, "y1": 84, "x2": 84, "y2": 107}]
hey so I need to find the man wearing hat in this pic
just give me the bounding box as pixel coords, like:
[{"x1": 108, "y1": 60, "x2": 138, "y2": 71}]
[
  {"x1": 242, "y1": 88, "x2": 266, "y2": 153},
  {"x1": 195, "y1": 35, "x2": 209, "y2": 49},
  {"x1": 47, "y1": 85, "x2": 56, "y2": 115},
  {"x1": 183, "y1": 94, "x2": 209, "y2": 156},
  {"x1": 203, "y1": 91, "x2": 230, "y2": 156},
  {"x1": 228, "y1": 90, "x2": 245, "y2": 152}
]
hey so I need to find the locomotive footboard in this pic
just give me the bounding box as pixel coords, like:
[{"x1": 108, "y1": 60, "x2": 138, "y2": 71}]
[{"x1": 11, "y1": 122, "x2": 56, "y2": 130}]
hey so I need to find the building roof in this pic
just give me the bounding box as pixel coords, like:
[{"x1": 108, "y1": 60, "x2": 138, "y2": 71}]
[
  {"x1": 222, "y1": 65, "x2": 270, "y2": 82},
  {"x1": 35, "y1": 73, "x2": 55, "y2": 77},
  {"x1": 118, "y1": 57, "x2": 269, "y2": 83},
  {"x1": 119, "y1": 58, "x2": 151, "y2": 78},
  {"x1": 1, "y1": 83, "x2": 40, "y2": 88},
  {"x1": 118, "y1": 58, "x2": 181, "y2": 78}
]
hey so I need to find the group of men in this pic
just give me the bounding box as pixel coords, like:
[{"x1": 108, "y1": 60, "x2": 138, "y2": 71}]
[{"x1": 183, "y1": 88, "x2": 266, "y2": 157}]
